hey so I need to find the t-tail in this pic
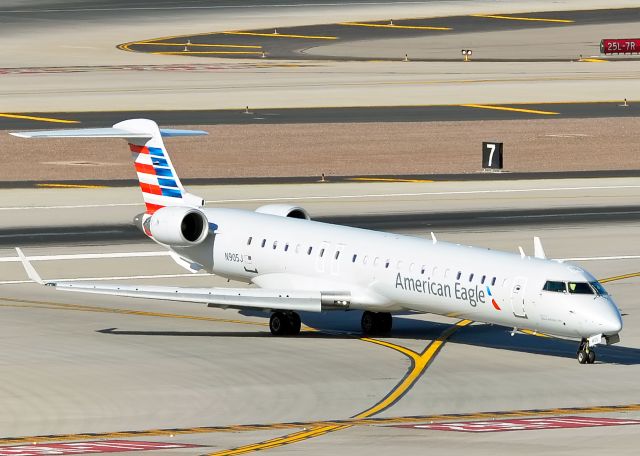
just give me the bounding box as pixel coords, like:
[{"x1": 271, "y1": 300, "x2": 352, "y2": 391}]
[{"x1": 11, "y1": 118, "x2": 206, "y2": 214}]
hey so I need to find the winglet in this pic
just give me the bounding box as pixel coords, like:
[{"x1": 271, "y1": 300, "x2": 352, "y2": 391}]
[
  {"x1": 533, "y1": 236, "x2": 547, "y2": 259},
  {"x1": 15, "y1": 248, "x2": 44, "y2": 285}
]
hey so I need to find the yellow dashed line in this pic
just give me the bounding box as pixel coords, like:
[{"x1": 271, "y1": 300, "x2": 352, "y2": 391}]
[
  {"x1": 36, "y1": 183, "x2": 107, "y2": 189},
  {"x1": 339, "y1": 22, "x2": 451, "y2": 31},
  {"x1": 461, "y1": 104, "x2": 559, "y2": 115},
  {"x1": 579, "y1": 58, "x2": 608, "y2": 63},
  {"x1": 222, "y1": 31, "x2": 337, "y2": 40},
  {"x1": 471, "y1": 14, "x2": 574, "y2": 23},
  {"x1": 349, "y1": 177, "x2": 434, "y2": 183},
  {"x1": 0, "y1": 113, "x2": 79, "y2": 124}
]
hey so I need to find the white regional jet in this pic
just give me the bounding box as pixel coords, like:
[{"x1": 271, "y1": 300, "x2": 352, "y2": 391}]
[{"x1": 13, "y1": 119, "x2": 623, "y2": 364}]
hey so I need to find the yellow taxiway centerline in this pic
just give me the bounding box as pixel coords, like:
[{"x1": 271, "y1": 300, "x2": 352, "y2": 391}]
[
  {"x1": 349, "y1": 177, "x2": 434, "y2": 183},
  {"x1": 471, "y1": 14, "x2": 574, "y2": 23},
  {"x1": 152, "y1": 51, "x2": 264, "y2": 55},
  {"x1": 222, "y1": 31, "x2": 337, "y2": 40},
  {"x1": 0, "y1": 113, "x2": 79, "y2": 124},
  {"x1": 209, "y1": 319, "x2": 472, "y2": 455},
  {"x1": 339, "y1": 22, "x2": 451, "y2": 31},
  {"x1": 36, "y1": 183, "x2": 108, "y2": 189},
  {"x1": 133, "y1": 42, "x2": 262, "y2": 48},
  {"x1": 461, "y1": 104, "x2": 559, "y2": 115}
]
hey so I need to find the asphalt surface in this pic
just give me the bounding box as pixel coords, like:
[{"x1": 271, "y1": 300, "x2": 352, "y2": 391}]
[
  {"x1": 5, "y1": 205, "x2": 640, "y2": 246},
  {"x1": 2, "y1": 102, "x2": 639, "y2": 130},
  {"x1": 118, "y1": 7, "x2": 640, "y2": 61}
]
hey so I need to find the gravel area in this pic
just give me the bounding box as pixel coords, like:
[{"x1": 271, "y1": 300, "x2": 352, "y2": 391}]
[{"x1": 1, "y1": 117, "x2": 638, "y2": 182}]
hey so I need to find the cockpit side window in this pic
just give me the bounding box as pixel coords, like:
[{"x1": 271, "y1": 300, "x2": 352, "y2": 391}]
[
  {"x1": 543, "y1": 281, "x2": 566, "y2": 293},
  {"x1": 589, "y1": 281, "x2": 608, "y2": 296},
  {"x1": 568, "y1": 282, "x2": 594, "y2": 295}
]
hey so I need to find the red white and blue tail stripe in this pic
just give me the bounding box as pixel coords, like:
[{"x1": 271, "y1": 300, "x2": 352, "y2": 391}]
[{"x1": 11, "y1": 119, "x2": 207, "y2": 214}]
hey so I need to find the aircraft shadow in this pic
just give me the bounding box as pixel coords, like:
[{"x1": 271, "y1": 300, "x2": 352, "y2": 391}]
[{"x1": 97, "y1": 311, "x2": 640, "y2": 365}]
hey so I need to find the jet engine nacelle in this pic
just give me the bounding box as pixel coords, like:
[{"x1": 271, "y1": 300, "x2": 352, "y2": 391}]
[
  {"x1": 255, "y1": 204, "x2": 311, "y2": 220},
  {"x1": 148, "y1": 206, "x2": 209, "y2": 246}
]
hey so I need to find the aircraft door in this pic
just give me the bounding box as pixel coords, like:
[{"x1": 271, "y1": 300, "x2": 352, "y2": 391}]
[{"x1": 510, "y1": 276, "x2": 528, "y2": 318}]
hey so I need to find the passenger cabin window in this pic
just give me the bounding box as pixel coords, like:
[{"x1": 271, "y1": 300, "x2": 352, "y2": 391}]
[
  {"x1": 385, "y1": 260, "x2": 390, "y2": 269},
  {"x1": 320, "y1": 248, "x2": 325, "y2": 257},
  {"x1": 247, "y1": 236, "x2": 252, "y2": 246},
  {"x1": 456, "y1": 271, "x2": 461, "y2": 280},
  {"x1": 273, "y1": 241, "x2": 278, "y2": 250},
  {"x1": 352, "y1": 254, "x2": 357, "y2": 263},
  {"x1": 335, "y1": 251, "x2": 340, "y2": 260},
  {"x1": 568, "y1": 282, "x2": 594, "y2": 295},
  {"x1": 284, "y1": 244, "x2": 289, "y2": 252},
  {"x1": 469, "y1": 273, "x2": 474, "y2": 282},
  {"x1": 307, "y1": 247, "x2": 313, "y2": 255},
  {"x1": 421, "y1": 266, "x2": 426, "y2": 275},
  {"x1": 261, "y1": 239, "x2": 266, "y2": 248},
  {"x1": 481, "y1": 275, "x2": 486, "y2": 284},
  {"x1": 491, "y1": 277, "x2": 496, "y2": 286},
  {"x1": 543, "y1": 281, "x2": 566, "y2": 293}
]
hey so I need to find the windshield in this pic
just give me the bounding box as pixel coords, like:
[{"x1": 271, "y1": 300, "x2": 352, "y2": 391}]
[
  {"x1": 568, "y1": 282, "x2": 594, "y2": 295},
  {"x1": 543, "y1": 281, "x2": 566, "y2": 292},
  {"x1": 589, "y1": 281, "x2": 608, "y2": 296}
]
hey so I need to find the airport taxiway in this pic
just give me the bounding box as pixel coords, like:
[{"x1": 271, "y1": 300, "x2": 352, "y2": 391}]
[{"x1": 0, "y1": 179, "x2": 639, "y2": 454}]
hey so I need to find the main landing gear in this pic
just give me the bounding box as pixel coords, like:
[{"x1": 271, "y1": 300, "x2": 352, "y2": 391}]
[
  {"x1": 269, "y1": 311, "x2": 301, "y2": 336},
  {"x1": 577, "y1": 338, "x2": 596, "y2": 364},
  {"x1": 361, "y1": 311, "x2": 393, "y2": 335}
]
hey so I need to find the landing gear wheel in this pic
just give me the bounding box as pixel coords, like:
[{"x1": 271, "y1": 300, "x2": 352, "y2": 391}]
[
  {"x1": 587, "y1": 350, "x2": 596, "y2": 364},
  {"x1": 269, "y1": 311, "x2": 301, "y2": 336},
  {"x1": 361, "y1": 311, "x2": 378, "y2": 335},
  {"x1": 286, "y1": 312, "x2": 301, "y2": 336},
  {"x1": 577, "y1": 350, "x2": 589, "y2": 364},
  {"x1": 270, "y1": 312, "x2": 288, "y2": 336},
  {"x1": 361, "y1": 311, "x2": 393, "y2": 335}
]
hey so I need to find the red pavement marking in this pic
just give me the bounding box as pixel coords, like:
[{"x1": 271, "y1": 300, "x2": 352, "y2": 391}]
[
  {"x1": 0, "y1": 440, "x2": 201, "y2": 455},
  {"x1": 394, "y1": 416, "x2": 640, "y2": 433}
]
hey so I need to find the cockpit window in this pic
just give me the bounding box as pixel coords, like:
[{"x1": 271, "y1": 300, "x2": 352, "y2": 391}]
[
  {"x1": 589, "y1": 281, "x2": 608, "y2": 296},
  {"x1": 567, "y1": 282, "x2": 594, "y2": 295},
  {"x1": 543, "y1": 281, "x2": 566, "y2": 293}
]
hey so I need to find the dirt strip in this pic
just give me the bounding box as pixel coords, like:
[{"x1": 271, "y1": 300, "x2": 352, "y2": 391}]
[{"x1": 0, "y1": 118, "x2": 638, "y2": 181}]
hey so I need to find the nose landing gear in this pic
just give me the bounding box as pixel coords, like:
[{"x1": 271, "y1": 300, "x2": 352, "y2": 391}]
[{"x1": 577, "y1": 338, "x2": 596, "y2": 364}]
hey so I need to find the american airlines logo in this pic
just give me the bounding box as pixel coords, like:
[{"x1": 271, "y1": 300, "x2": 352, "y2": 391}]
[{"x1": 395, "y1": 273, "x2": 489, "y2": 308}]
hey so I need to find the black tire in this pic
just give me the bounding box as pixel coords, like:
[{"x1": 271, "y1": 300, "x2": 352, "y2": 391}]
[
  {"x1": 378, "y1": 312, "x2": 393, "y2": 334},
  {"x1": 577, "y1": 350, "x2": 588, "y2": 364},
  {"x1": 587, "y1": 350, "x2": 596, "y2": 364},
  {"x1": 361, "y1": 311, "x2": 378, "y2": 335},
  {"x1": 270, "y1": 312, "x2": 289, "y2": 336},
  {"x1": 287, "y1": 312, "x2": 301, "y2": 336}
]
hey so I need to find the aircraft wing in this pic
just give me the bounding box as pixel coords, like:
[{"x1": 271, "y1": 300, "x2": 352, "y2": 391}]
[{"x1": 16, "y1": 249, "x2": 347, "y2": 313}]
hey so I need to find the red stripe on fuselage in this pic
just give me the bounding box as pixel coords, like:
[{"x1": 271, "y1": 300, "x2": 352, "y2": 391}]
[
  {"x1": 145, "y1": 202, "x2": 164, "y2": 214},
  {"x1": 135, "y1": 162, "x2": 156, "y2": 175},
  {"x1": 139, "y1": 182, "x2": 162, "y2": 195},
  {"x1": 492, "y1": 299, "x2": 501, "y2": 310},
  {"x1": 129, "y1": 144, "x2": 150, "y2": 154}
]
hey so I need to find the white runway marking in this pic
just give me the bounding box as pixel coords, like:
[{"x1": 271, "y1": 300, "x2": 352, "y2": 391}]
[
  {"x1": 0, "y1": 230, "x2": 124, "y2": 238},
  {"x1": 0, "y1": 272, "x2": 213, "y2": 286},
  {"x1": 0, "y1": 251, "x2": 170, "y2": 263},
  {"x1": 561, "y1": 255, "x2": 640, "y2": 261},
  {"x1": 2, "y1": 185, "x2": 640, "y2": 211}
]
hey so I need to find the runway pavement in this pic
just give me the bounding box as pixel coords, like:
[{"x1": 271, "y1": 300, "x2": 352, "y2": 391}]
[
  {"x1": 0, "y1": 179, "x2": 639, "y2": 454},
  {"x1": 2, "y1": 102, "x2": 640, "y2": 129}
]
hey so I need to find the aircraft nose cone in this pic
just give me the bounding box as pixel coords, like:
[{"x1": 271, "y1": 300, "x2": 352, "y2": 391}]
[{"x1": 601, "y1": 301, "x2": 623, "y2": 335}]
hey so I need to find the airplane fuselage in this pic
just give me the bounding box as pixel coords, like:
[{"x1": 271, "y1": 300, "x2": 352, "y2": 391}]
[{"x1": 171, "y1": 208, "x2": 623, "y2": 340}]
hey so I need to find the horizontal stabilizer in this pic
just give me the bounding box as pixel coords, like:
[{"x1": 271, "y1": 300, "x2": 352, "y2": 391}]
[{"x1": 10, "y1": 127, "x2": 208, "y2": 139}]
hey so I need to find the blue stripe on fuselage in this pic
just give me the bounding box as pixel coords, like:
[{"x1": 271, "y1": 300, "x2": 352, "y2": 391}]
[
  {"x1": 161, "y1": 187, "x2": 182, "y2": 198},
  {"x1": 158, "y1": 178, "x2": 178, "y2": 188}
]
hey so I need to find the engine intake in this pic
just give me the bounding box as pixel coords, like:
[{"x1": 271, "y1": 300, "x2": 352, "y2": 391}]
[
  {"x1": 255, "y1": 204, "x2": 310, "y2": 220},
  {"x1": 149, "y1": 206, "x2": 208, "y2": 246}
]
